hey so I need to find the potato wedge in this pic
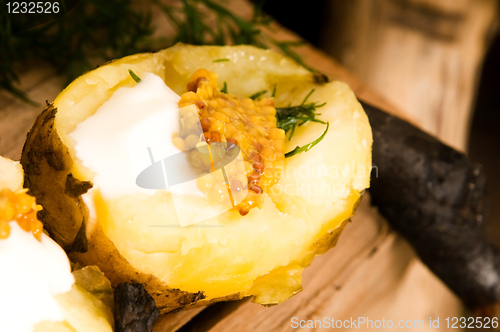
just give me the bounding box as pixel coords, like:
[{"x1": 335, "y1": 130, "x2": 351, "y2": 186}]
[{"x1": 21, "y1": 44, "x2": 372, "y2": 313}]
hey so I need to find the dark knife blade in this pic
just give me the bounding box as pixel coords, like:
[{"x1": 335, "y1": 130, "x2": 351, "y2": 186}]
[{"x1": 362, "y1": 101, "x2": 500, "y2": 311}]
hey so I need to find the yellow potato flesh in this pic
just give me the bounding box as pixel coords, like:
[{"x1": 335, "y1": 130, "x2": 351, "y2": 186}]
[
  {"x1": 54, "y1": 44, "x2": 372, "y2": 303},
  {"x1": 0, "y1": 156, "x2": 23, "y2": 192},
  {"x1": 35, "y1": 284, "x2": 113, "y2": 332}
]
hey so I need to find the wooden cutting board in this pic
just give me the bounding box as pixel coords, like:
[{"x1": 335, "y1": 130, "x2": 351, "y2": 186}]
[{"x1": 0, "y1": 0, "x2": 461, "y2": 331}]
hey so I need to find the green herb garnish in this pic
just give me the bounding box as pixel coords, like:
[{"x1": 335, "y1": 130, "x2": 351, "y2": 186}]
[
  {"x1": 271, "y1": 84, "x2": 277, "y2": 98},
  {"x1": 3, "y1": 0, "x2": 316, "y2": 104},
  {"x1": 213, "y1": 58, "x2": 230, "y2": 63},
  {"x1": 285, "y1": 122, "x2": 329, "y2": 158},
  {"x1": 273, "y1": 40, "x2": 315, "y2": 72},
  {"x1": 249, "y1": 90, "x2": 267, "y2": 100},
  {"x1": 272, "y1": 88, "x2": 328, "y2": 158},
  {"x1": 155, "y1": 0, "x2": 314, "y2": 73},
  {"x1": 128, "y1": 70, "x2": 141, "y2": 83},
  {"x1": 221, "y1": 81, "x2": 228, "y2": 94},
  {"x1": 276, "y1": 89, "x2": 326, "y2": 140},
  {"x1": 2, "y1": 0, "x2": 152, "y2": 103}
]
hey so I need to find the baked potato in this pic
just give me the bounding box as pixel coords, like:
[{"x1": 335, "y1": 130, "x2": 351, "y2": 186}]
[
  {"x1": 21, "y1": 44, "x2": 372, "y2": 313},
  {"x1": 0, "y1": 156, "x2": 114, "y2": 332}
]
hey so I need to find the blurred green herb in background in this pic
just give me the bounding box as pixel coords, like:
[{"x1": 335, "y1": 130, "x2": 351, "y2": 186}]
[
  {"x1": 1, "y1": 0, "x2": 312, "y2": 105},
  {"x1": 1, "y1": 0, "x2": 153, "y2": 104}
]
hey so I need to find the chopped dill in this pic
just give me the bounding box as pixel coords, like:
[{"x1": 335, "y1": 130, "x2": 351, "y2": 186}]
[
  {"x1": 3, "y1": 0, "x2": 317, "y2": 104},
  {"x1": 272, "y1": 88, "x2": 329, "y2": 158},
  {"x1": 276, "y1": 89, "x2": 326, "y2": 140},
  {"x1": 285, "y1": 122, "x2": 329, "y2": 158},
  {"x1": 271, "y1": 84, "x2": 277, "y2": 98},
  {"x1": 249, "y1": 90, "x2": 267, "y2": 100},
  {"x1": 213, "y1": 58, "x2": 230, "y2": 63},
  {"x1": 128, "y1": 70, "x2": 141, "y2": 83},
  {"x1": 221, "y1": 81, "x2": 228, "y2": 94},
  {"x1": 2, "y1": 0, "x2": 153, "y2": 103}
]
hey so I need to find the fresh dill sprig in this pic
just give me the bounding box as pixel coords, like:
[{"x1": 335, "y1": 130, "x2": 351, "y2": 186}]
[
  {"x1": 152, "y1": 0, "x2": 266, "y2": 47},
  {"x1": 276, "y1": 89, "x2": 326, "y2": 140},
  {"x1": 2, "y1": 0, "x2": 153, "y2": 103},
  {"x1": 285, "y1": 122, "x2": 329, "y2": 158},
  {"x1": 271, "y1": 40, "x2": 315, "y2": 72},
  {"x1": 3, "y1": 0, "x2": 315, "y2": 104},
  {"x1": 249, "y1": 90, "x2": 267, "y2": 100},
  {"x1": 152, "y1": 0, "x2": 314, "y2": 69},
  {"x1": 128, "y1": 70, "x2": 141, "y2": 83},
  {"x1": 273, "y1": 88, "x2": 329, "y2": 158}
]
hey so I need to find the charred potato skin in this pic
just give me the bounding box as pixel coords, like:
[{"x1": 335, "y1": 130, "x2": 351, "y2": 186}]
[
  {"x1": 21, "y1": 104, "x2": 90, "y2": 252},
  {"x1": 114, "y1": 283, "x2": 159, "y2": 332}
]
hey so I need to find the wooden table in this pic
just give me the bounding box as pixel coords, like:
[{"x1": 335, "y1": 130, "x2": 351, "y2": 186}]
[{"x1": 0, "y1": 1, "x2": 462, "y2": 331}]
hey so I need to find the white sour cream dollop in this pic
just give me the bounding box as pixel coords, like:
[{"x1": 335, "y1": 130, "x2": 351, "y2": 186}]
[
  {"x1": 70, "y1": 73, "x2": 182, "y2": 199},
  {"x1": 0, "y1": 222, "x2": 75, "y2": 332}
]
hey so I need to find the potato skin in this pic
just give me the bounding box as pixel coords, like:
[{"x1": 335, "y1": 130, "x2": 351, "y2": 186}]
[
  {"x1": 69, "y1": 216, "x2": 214, "y2": 313},
  {"x1": 21, "y1": 104, "x2": 90, "y2": 252}
]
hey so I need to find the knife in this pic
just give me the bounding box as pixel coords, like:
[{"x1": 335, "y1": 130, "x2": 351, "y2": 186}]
[{"x1": 362, "y1": 101, "x2": 499, "y2": 315}]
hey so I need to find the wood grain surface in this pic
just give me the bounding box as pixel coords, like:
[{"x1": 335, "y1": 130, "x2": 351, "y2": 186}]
[
  {"x1": 321, "y1": 0, "x2": 498, "y2": 151},
  {"x1": 0, "y1": 0, "x2": 463, "y2": 331}
]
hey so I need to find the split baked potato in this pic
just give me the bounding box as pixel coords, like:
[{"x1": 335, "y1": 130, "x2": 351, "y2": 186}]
[{"x1": 21, "y1": 44, "x2": 372, "y2": 313}]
